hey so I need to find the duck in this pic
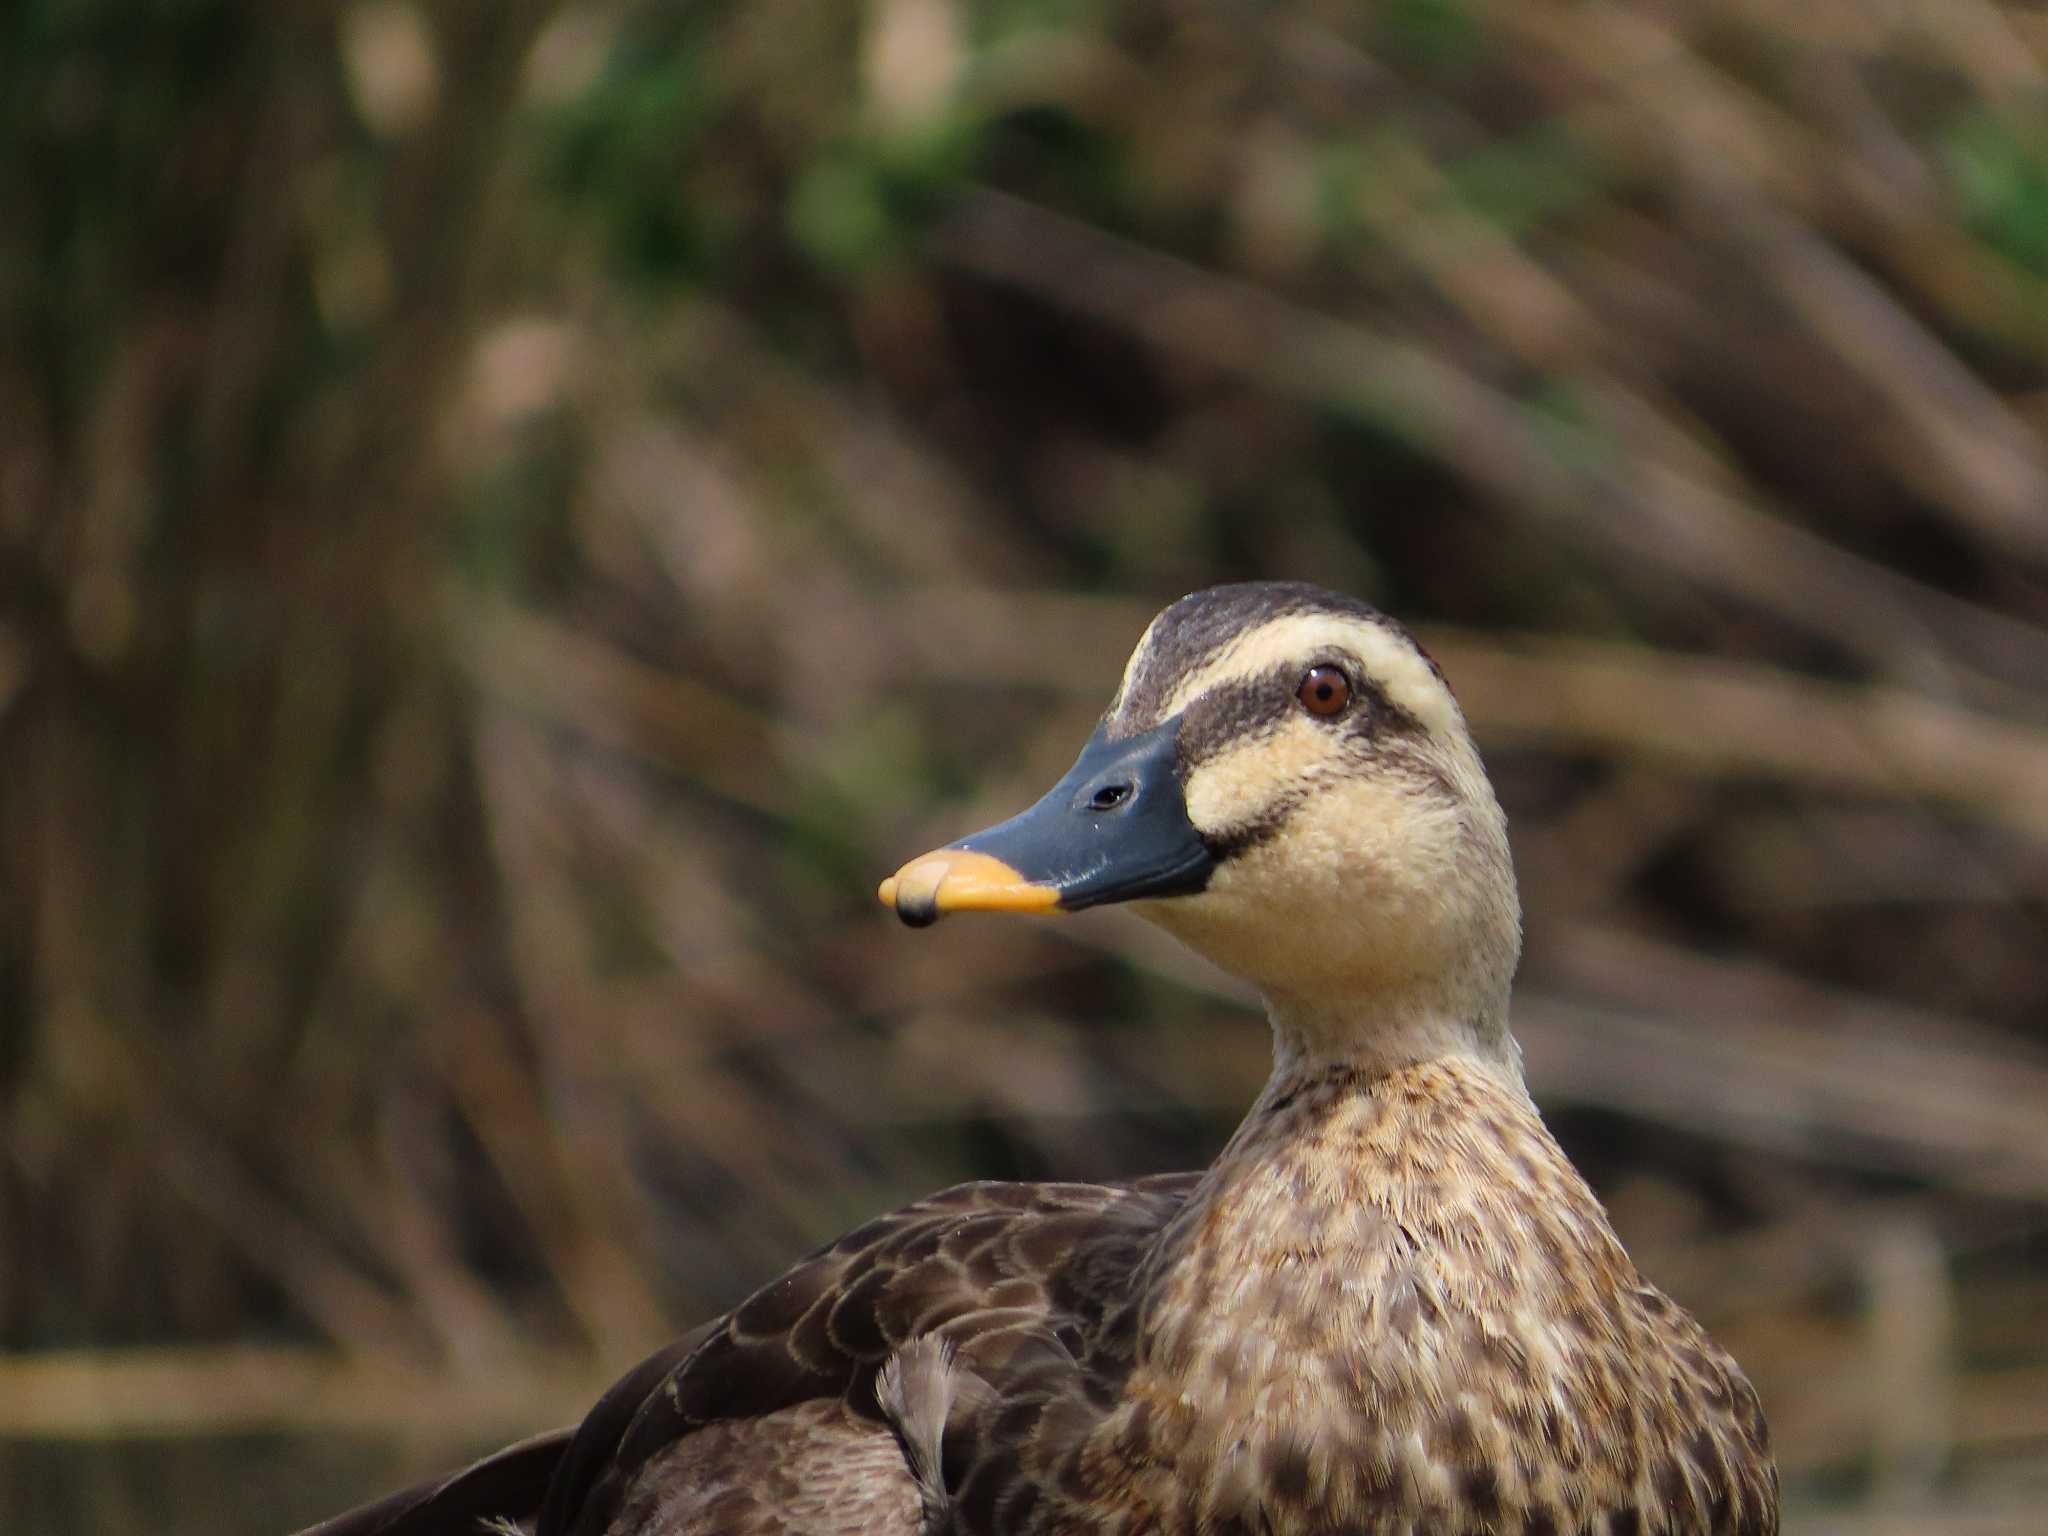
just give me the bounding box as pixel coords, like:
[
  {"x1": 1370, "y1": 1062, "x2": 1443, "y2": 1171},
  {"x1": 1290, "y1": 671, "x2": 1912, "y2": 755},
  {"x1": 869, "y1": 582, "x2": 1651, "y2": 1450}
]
[{"x1": 300, "y1": 580, "x2": 1778, "y2": 1536}]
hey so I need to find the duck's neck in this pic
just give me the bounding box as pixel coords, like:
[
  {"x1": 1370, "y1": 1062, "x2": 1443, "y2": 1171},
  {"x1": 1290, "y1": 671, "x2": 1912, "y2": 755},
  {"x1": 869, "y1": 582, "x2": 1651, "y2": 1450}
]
[
  {"x1": 1131, "y1": 1045, "x2": 1629, "y2": 1386},
  {"x1": 1107, "y1": 1047, "x2": 1702, "y2": 1531},
  {"x1": 1262, "y1": 991, "x2": 1523, "y2": 1083}
]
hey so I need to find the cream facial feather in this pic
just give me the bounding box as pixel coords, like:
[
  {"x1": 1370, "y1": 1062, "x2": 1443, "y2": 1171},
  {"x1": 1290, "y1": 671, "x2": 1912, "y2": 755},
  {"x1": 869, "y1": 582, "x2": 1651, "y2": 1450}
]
[{"x1": 1110, "y1": 601, "x2": 1521, "y2": 1066}]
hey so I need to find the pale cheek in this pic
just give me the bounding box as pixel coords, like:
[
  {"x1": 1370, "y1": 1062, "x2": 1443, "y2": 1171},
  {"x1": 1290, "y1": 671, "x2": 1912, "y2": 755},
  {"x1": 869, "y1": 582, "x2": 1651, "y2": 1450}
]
[
  {"x1": 1175, "y1": 740, "x2": 1478, "y2": 988},
  {"x1": 1277, "y1": 779, "x2": 1460, "y2": 911},
  {"x1": 1152, "y1": 806, "x2": 1461, "y2": 986},
  {"x1": 1183, "y1": 720, "x2": 1333, "y2": 834}
]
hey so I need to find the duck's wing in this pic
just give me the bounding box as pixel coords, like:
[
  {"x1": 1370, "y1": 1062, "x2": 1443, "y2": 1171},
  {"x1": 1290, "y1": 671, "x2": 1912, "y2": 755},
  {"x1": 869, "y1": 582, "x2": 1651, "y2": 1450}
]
[
  {"x1": 544, "y1": 1172, "x2": 1199, "y2": 1536},
  {"x1": 293, "y1": 1175, "x2": 1192, "y2": 1536},
  {"x1": 288, "y1": 1427, "x2": 572, "y2": 1536},
  {"x1": 288, "y1": 1332, "x2": 712, "y2": 1536}
]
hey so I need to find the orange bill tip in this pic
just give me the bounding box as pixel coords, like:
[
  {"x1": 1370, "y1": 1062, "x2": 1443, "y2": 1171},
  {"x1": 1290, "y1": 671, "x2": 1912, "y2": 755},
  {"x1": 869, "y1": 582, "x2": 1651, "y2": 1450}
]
[{"x1": 878, "y1": 848, "x2": 1062, "y2": 928}]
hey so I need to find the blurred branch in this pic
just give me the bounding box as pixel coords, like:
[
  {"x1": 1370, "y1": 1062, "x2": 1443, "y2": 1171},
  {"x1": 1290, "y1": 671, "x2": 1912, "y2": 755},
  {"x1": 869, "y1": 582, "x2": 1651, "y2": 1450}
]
[
  {"x1": 1427, "y1": 632, "x2": 2048, "y2": 843},
  {"x1": 0, "y1": 1346, "x2": 602, "y2": 1442},
  {"x1": 1519, "y1": 927, "x2": 2048, "y2": 1199},
  {"x1": 143, "y1": 1108, "x2": 431, "y2": 1359},
  {"x1": 1715, "y1": 197, "x2": 2048, "y2": 562},
  {"x1": 932, "y1": 187, "x2": 1582, "y2": 513},
  {"x1": 932, "y1": 192, "x2": 2048, "y2": 701},
  {"x1": 458, "y1": 598, "x2": 790, "y2": 815}
]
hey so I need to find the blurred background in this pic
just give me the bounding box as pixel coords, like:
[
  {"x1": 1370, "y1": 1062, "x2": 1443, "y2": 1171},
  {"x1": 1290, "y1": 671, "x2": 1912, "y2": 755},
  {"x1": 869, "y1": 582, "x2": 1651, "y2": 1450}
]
[{"x1": 3, "y1": 1, "x2": 2046, "y2": 1531}]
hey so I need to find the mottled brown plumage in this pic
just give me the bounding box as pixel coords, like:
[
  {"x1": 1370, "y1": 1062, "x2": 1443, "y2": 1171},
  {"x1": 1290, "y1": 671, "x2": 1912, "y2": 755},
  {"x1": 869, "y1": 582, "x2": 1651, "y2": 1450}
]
[{"x1": 299, "y1": 582, "x2": 1777, "y2": 1536}]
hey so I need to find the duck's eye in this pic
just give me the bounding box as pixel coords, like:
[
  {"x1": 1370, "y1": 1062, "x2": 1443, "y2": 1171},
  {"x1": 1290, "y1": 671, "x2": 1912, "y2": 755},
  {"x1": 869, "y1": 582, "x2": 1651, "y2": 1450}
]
[{"x1": 1297, "y1": 665, "x2": 1351, "y2": 718}]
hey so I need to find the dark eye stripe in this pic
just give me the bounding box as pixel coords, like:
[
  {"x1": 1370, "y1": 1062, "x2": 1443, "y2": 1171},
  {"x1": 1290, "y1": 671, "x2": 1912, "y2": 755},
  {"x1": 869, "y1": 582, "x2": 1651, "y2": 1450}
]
[
  {"x1": 1110, "y1": 583, "x2": 1421, "y2": 727},
  {"x1": 1201, "y1": 793, "x2": 1306, "y2": 861},
  {"x1": 1176, "y1": 657, "x2": 1426, "y2": 761},
  {"x1": 1174, "y1": 665, "x2": 1301, "y2": 764}
]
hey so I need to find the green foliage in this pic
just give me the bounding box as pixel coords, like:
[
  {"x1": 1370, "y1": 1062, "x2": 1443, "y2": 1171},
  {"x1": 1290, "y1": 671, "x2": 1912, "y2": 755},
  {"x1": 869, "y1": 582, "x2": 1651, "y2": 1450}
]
[
  {"x1": 786, "y1": 124, "x2": 985, "y2": 274},
  {"x1": 1378, "y1": 0, "x2": 1483, "y2": 72},
  {"x1": 1946, "y1": 104, "x2": 2048, "y2": 276},
  {"x1": 1450, "y1": 126, "x2": 1607, "y2": 240},
  {"x1": 536, "y1": 29, "x2": 723, "y2": 284}
]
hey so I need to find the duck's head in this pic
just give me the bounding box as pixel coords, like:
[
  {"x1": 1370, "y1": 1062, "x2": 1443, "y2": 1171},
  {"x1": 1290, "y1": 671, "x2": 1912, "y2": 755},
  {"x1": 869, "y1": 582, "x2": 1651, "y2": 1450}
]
[{"x1": 881, "y1": 582, "x2": 1521, "y2": 1065}]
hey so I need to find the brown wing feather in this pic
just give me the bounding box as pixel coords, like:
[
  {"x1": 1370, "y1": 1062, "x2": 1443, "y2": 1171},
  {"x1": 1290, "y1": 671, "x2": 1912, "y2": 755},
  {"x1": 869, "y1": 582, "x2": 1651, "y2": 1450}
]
[
  {"x1": 288, "y1": 1427, "x2": 574, "y2": 1536},
  {"x1": 548, "y1": 1174, "x2": 1199, "y2": 1536},
  {"x1": 535, "y1": 1327, "x2": 716, "y2": 1536},
  {"x1": 605, "y1": 1399, "x2": 923, "y2": 1536},
  {"x1": 287, "y1": 1330, "x2": 721, "y2": 1536}
]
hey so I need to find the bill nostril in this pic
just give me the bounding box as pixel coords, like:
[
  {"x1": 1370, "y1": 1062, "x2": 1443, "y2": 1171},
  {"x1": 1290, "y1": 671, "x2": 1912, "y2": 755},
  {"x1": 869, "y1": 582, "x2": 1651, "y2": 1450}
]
[{"x1": 1089, "y1": 783, "x2": 1133, "y2": 812}]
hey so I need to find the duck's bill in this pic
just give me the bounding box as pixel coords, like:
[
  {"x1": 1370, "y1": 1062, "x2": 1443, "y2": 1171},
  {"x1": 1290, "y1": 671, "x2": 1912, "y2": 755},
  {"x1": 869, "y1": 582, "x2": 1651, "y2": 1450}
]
[{"x1": 878, "y1": 718, "x2": 1216, "y2": 928}]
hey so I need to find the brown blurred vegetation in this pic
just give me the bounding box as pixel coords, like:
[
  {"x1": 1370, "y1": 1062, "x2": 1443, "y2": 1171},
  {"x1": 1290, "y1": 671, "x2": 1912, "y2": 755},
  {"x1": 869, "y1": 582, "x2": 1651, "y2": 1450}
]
[{"x1": 3, "y1": 1, "x2": 2047, "y2": 1532}]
